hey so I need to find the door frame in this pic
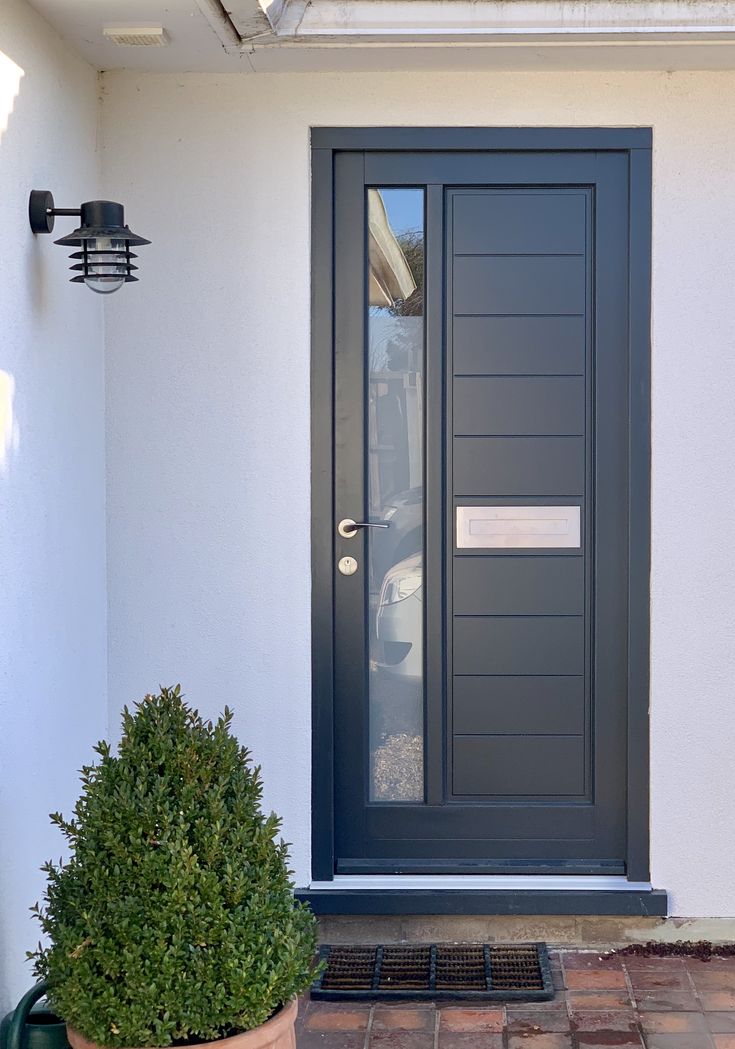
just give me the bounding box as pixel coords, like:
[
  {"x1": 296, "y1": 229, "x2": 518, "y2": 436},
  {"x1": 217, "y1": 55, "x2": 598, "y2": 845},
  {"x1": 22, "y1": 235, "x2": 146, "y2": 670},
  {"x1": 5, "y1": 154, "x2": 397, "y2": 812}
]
[{"x1": 305, "y1": 127, "x2": 662, "y2": 915}]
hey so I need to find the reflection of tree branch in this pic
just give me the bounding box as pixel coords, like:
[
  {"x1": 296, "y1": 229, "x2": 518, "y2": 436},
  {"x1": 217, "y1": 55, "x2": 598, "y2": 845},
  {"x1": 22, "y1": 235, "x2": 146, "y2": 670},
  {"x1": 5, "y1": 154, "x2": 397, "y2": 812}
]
[{"x1": 387, "y1": 231, "x2": 423, "y2": 317}]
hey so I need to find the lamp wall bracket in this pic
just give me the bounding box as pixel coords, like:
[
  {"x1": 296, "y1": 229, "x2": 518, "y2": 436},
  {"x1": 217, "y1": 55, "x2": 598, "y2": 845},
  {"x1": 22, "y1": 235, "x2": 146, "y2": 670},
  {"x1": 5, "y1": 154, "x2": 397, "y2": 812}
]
[{"x1": 29, "y1": 191, "x2": 81, "y2": 235}]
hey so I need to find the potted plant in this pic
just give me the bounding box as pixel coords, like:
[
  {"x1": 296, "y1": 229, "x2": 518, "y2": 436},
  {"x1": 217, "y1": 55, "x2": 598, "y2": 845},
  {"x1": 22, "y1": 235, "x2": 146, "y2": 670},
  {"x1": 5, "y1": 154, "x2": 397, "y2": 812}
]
[{"x1": 29, "y1": 686, "x2": 318, "y2": 1049}]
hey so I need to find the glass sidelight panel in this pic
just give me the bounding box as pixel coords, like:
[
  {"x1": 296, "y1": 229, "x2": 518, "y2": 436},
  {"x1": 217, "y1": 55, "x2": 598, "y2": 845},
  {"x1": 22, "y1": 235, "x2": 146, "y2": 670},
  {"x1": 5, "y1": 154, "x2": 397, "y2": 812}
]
[{"x1": 366, "y1": 188, "x2": 425, "y2": 803}]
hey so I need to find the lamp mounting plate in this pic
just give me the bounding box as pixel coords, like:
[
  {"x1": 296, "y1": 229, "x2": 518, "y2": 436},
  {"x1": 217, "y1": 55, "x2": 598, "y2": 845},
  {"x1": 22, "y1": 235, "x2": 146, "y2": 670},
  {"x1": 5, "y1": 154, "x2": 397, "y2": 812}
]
[{"x1": 29, "y1": 190, "x2": 56, "y2": 234}]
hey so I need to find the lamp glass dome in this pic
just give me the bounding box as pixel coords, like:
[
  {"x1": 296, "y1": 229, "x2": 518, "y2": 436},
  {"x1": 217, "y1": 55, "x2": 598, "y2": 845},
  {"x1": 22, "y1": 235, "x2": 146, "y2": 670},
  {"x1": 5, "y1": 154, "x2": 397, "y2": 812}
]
[{"x1": 83, "y1": 237, "x2": 128, "y2": 295}]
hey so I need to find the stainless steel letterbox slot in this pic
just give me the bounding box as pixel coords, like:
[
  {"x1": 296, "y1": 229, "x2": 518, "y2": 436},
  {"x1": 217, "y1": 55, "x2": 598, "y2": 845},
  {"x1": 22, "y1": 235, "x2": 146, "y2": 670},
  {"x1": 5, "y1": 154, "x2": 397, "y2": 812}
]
[{"x1": 456, "y1": 505, "x2": 581, "y2": 550}]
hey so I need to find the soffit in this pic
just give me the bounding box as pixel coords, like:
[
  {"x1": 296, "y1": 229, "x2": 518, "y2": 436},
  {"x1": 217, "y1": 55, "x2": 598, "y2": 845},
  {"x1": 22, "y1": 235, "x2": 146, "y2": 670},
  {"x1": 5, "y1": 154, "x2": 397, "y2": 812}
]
[{"x1": 28, "y1": 0, "x2": 735, "y2": 72}]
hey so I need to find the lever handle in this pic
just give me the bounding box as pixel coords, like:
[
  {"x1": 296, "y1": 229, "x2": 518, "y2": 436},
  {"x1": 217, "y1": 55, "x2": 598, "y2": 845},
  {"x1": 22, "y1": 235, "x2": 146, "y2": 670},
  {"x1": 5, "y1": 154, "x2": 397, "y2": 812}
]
[{"x1": 338, "y1": 518, "x2": 390, "y2": 538}]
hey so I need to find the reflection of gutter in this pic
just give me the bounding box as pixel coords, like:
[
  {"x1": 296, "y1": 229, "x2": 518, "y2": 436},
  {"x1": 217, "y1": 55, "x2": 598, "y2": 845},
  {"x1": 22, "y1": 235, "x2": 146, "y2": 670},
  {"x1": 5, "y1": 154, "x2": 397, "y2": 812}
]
[{"x1": 368, "y1": 189, "x2": 417, "y2": 308}]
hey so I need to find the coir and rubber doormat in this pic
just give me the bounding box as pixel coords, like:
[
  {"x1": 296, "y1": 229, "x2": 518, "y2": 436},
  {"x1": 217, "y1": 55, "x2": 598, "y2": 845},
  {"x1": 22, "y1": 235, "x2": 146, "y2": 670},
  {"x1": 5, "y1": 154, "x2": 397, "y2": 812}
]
[{"x1": 311, "y1": 943, "x2": 554, "y2": 1002}]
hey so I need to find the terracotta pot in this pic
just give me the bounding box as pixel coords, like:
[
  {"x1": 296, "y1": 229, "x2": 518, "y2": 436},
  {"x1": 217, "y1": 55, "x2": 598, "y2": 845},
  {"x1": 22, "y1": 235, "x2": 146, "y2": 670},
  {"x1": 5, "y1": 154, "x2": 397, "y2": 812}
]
[{"x1": 66, "y1": 999, "x2": 298, "y2": 1049}]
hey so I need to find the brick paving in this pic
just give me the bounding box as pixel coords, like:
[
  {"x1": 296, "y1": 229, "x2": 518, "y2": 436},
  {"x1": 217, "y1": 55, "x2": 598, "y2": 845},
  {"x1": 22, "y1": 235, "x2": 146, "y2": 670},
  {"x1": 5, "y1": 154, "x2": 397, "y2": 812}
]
[{"x1": 296, "y1": 950, "x2": 735, "y2": 1048}]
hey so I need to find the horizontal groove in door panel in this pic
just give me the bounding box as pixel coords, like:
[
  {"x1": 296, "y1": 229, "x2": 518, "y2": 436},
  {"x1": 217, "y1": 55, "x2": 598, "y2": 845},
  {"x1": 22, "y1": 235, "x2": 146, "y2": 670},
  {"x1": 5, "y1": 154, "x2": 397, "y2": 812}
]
[
  {"x1": 454, "y1": 616, "x2": 584, "y2": 676},
  {"x1": 454, "y1": 437, "x2": 585, "y2": 497},
  {"x1": 452, "y1": 316, "x2": 586, "y2": 380},
  {"x1": 454, "y1": 376, "x2": 585, "y2": 437},
  {"x1": 453, "y1": 676, "x2": 585, "y2": 735},
  {"x1": 455, "y1": 374, "x2": 584, "y2": 380},
  {"x1": 453, "y1": 256, "x2": 586, "y2": 316},
  {"x1": 454, "y1": 253, "x2": 584, "y2": 259},
  {"x1": 455, "y1": 434, "x2": 583, "y2": 440},
  {"x1": 454, "y1": 732, "x2": 583, "y2": 737},
  {"x1": 453, "y1": 192, "x2": 586, "y2": 256},
  {"x1": 453, "y1": 736, "x2": 585, "y2": 797},
  {"x1": 454, "y1": 313, "x2": 584, "y2": 319},
  {"x1": 454, "y1": 557, "x2": 584, "y2": 616}
]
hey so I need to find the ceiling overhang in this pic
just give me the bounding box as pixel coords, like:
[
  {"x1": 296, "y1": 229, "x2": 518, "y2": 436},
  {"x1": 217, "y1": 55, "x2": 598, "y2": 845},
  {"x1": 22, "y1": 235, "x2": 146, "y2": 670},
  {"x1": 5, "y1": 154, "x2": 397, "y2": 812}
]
[{"x1": 27, "y1": 0, "x2": 735, "y2": 72}]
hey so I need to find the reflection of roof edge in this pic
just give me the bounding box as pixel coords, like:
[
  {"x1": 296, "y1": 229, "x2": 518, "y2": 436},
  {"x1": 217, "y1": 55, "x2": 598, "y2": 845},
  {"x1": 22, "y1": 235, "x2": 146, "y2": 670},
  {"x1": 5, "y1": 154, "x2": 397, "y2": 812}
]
[{"x1": 368, "y1": 188, "x2": 417, "y2": 307}]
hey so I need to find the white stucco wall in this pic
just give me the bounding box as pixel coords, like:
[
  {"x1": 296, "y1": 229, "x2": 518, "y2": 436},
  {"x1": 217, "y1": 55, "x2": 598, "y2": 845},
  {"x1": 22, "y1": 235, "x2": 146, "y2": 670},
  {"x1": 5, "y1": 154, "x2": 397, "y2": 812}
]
[
  {"x1": 100, "y1": 68, "x2": 735, "y2": 918},
  {"x1": 0, "y1": 0, "x2": 107, "y2": 1011}
]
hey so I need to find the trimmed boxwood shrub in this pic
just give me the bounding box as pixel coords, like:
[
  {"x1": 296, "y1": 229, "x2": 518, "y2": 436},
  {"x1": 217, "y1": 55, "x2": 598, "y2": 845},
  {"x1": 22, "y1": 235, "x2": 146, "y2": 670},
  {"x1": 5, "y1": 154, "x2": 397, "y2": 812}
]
[{"x1": 29, "y1": 686, "x2": 318, "y2": 1048}]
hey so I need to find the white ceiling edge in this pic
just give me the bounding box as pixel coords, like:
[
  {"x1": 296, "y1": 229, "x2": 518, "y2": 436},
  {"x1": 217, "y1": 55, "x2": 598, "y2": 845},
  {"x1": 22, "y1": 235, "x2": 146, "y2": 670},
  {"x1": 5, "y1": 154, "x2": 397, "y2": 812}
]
[
  {"x1": 243, "y1": 39, "x2": 735, "y2": 72},
  {"x1": 27, "y1": 0, "x2": 735, "y2": 73}
]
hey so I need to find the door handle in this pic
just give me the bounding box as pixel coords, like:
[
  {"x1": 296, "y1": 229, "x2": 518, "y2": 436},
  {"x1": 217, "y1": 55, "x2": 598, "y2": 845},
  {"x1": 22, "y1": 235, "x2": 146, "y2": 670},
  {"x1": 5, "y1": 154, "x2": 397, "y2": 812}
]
[{"x1": 337, "y1": 518, "x2": 390, "y2": 538}]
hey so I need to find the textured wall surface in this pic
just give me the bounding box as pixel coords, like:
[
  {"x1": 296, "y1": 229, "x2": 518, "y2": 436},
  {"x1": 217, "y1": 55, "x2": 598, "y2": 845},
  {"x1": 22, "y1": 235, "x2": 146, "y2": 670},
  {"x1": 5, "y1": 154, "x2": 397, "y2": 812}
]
[
  {"x1": 99, "y1": 68, "x2": 735, "y2": 917},
  {"x1": 0, "y1": 0, "x2": 107, "y2": 1011}
]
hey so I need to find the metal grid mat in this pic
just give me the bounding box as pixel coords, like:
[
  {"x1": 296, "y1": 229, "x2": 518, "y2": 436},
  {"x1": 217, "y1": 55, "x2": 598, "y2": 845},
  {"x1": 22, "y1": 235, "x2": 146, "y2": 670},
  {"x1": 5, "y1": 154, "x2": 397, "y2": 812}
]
[{"x1": 312, "y1": 942, "x2": 554, "y2": 1001}]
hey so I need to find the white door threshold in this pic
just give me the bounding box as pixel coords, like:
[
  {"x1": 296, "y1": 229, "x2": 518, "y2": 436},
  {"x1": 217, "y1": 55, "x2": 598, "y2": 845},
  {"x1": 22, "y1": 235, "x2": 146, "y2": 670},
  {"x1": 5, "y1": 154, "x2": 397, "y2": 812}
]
[{"x1": 309, "y1": 875, "x2": 653, "y2": 892}]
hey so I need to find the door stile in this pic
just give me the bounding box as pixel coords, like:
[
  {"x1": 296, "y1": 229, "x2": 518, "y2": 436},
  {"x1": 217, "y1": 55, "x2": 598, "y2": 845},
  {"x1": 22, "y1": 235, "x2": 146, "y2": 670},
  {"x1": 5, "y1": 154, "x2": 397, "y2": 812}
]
[
  {"x1": 443, "y1": 187, "x2": 456, "y2": 806},
  {"x1": 584, "y1": 183, "x2": 594, "y2": 803},
  {"x1": 310, "y1": 147, "x2": 336, "y2": 881},
  {"x1": 591, "y1": 152, "x2": 630, "y2": 854},
  {"x1": 626, "y1": 146, "x2": 653, "y2": 882},
  {"x1": 333, "y1": 150, "x2": 369, "y2": 855},
  {"x1": 425, "y1": 184, "x2": 446, "y2": 808}
]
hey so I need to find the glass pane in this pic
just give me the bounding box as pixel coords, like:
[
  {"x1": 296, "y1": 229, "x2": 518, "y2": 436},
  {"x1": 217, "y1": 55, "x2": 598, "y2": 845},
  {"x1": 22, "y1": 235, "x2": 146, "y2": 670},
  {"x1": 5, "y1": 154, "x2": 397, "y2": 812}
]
[{"x1": 366, "y1": 188, "x2": 425, "y2": 803}]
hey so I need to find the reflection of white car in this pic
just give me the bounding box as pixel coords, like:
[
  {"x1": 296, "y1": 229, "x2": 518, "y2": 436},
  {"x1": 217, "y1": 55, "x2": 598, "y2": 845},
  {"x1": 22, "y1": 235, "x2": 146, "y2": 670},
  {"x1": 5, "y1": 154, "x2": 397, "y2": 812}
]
[{"x1": 376, "y1": 553, "x2": 422, "y2": 681}]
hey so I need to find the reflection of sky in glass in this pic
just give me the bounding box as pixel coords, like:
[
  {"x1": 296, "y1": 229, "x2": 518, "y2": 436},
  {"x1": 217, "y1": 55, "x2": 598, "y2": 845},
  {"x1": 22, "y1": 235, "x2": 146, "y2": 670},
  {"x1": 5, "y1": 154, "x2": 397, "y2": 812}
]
[
  {"x1": 379, "y1": 188, "x2": 423, "y2": 238},
  {"x1": 368, "y1": 188, "x2": 424, "y2": 371}
]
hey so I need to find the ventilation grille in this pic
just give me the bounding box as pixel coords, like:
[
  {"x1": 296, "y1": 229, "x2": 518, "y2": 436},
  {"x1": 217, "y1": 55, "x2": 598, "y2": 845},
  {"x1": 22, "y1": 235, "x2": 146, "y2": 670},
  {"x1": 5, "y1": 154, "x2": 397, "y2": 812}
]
[
  {"x1": 312, "y1": 943, "x2": 554, "y2": 1001},
  {"x1": 103, "y1": 27, "x2": 169, "y2": 47}
]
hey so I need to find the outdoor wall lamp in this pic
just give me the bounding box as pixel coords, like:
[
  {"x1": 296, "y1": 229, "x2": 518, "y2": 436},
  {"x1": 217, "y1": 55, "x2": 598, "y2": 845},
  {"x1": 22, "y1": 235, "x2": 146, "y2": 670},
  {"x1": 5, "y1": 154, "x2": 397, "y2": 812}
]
[{"x1": 29, "y1": 191, "x2": 150, "y2": 294}]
